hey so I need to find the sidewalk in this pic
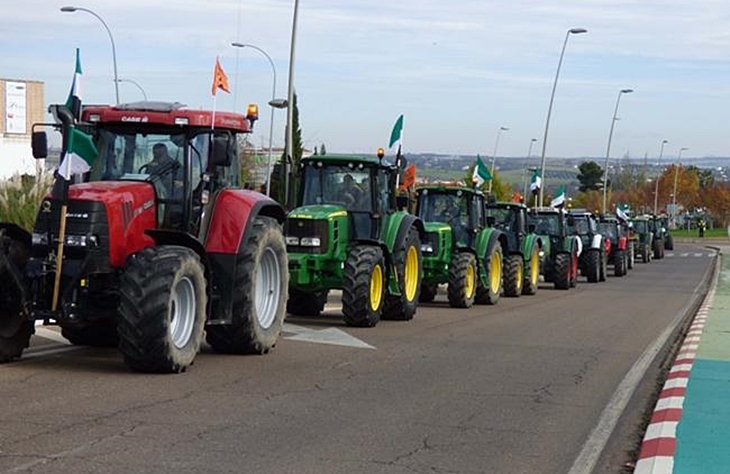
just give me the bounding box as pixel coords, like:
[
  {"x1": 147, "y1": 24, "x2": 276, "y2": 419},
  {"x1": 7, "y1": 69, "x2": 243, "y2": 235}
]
[{"x1": 634, "y1": 246, "x2": 730, "y2": 474}]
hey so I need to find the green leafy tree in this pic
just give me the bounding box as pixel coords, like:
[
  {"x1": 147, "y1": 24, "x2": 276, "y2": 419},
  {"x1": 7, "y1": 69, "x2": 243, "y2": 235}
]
[
  {"x1": 275, "y1": 92, "x2": 303, "y2": 205},
  {"x1": 577, "y1": 161, "x2": 605, "y2": 192}
]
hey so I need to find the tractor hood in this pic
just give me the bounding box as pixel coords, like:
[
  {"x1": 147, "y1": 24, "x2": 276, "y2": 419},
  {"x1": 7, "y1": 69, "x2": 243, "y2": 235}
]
[
  {"x1": 288, "y1": 204, "x2": 348, "y2": 220},
  {"x1": 424, "y1": 222, "x2": 451, "y2": 234},
  {"x1": 68, "y1": 181, "x2": 156, "y2": 211}
]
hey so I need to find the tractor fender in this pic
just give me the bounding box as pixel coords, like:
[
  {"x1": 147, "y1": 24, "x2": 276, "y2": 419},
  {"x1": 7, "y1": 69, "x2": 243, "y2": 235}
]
[
  {"x1": 618, "y1": 236, "x2": 627, "y2": 251},
  {"x1": 385, "y1": 212, "x2": 424, "y2": 255},
  {"x1": 475, "y1": 228, "x2": 504, "y2": 288},
  {"x1": 205, "y1": 189, "x2": 285, "y2": 255},
  {"x1": 145, "y1": 229, "x2": 211, "y2": 285},
  {"x1": 522, "y1": 233, "x2": 542, "y2": 257},
  {"x1": 590, "y1": 234, "x2": 603, "y2": 250}
]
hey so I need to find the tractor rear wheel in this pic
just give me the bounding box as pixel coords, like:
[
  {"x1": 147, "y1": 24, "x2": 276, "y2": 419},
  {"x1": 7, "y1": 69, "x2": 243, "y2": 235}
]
[
  {"x1": 382, "y1": 227, "x2": 422, "y2": 321},
  {"x1": 475, "y1": 242, "x2": 502, "y2": 305},
  {"x1": 614, "y1": 250, "x2": 626, "y2": 277},
  {"x1": 287, "y1": 289, "x2": 328, "y2": 317},
  {"x1": 448, "y1": 252, "x2": 477, "y2": 308},
  {"x1": 419, "y1": 283, "x2": 437, "y2": 303},
  {"x1": 206, "y1": 217, "x2": 288, "y2": 354},
  {"x1": 503, "y1": 254, "x2": 524, "y2": 297},
  {"x1": 653, "y1": 239, "x2": 663, "y2": 259},
  {"x1": 118, "y1": 246, "x2": 206, "y2": 373},
  {"x1": 599, "y1": 250, "x2": 607, "y2": 282},
  {"x1": 61, "y1": 322, "x2": 118, "y2": 347},
  {"x1": 554, "y1": 253, "x2": 571, "y2": 290},
  {"x1": 627, "y1": 242, "x2": 635, "y2": 269},
  {"x1": 522, "y1": 244, "x2": 540, "y2": 295},
  {"x1": 0, "y1": 228, "x2": 32, "y2": 363},
  {"x1": 665, "y1": 234, "x2": 674, "y2": 250},
  {"x1": 585, "y1": 249, "x2": 601, "y2": 283},
  {"x1": 342, "y1": 245, "x2": 385, "y2": 327}
]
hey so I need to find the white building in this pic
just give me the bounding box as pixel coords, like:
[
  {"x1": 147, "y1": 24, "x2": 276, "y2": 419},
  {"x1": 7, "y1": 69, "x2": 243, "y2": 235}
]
[{"x1": 0, "y1": 78, "x2": 45, "y2": 178}]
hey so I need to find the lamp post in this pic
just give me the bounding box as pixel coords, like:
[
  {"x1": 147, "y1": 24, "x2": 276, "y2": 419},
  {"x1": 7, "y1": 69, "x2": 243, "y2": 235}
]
[
  {"x1": 283, "y1": 0, "x2": 300, "y2": 208},
  {"x1": 488, "y1": 126, "x2": 508, "y2": 193},
  {"x1": 115, "y1": 78, "x2": 147, "y2": 100},
  {"x1": 672, "y1": 147, "x2": 689, "y2": 226},
  {"x1": 522, "y1": 138, "x2": 538, "y2": 201},
  {"x1": 601, "y1": 88, "x2": 634, "y2": 213},
  {"x1": 653, "y1": 139, "x2": 668, "y2": 215},
  {"x1": 61, "y1": 6, "x2": 120, "y2": 104},
  {"x1": 231, "y1": 42, "x2": 278, "y2": 196},
  {"x1": 538, "y1": 27, "x2": 587, "y2": 207}
]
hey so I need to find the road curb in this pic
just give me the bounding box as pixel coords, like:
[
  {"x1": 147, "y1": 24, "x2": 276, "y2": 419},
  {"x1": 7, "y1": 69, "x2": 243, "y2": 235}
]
[{"x1": 632, "y1": 252, "x2": 721, "y2": 474}]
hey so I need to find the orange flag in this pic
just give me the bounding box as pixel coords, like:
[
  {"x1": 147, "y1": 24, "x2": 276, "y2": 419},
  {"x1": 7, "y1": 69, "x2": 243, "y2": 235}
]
[
  {"x1": 399, "y1": 164, "x2": 416, "y2": 191},
  {"x1": 211, "y1": 58, "x2": 230, "y2": 96}
]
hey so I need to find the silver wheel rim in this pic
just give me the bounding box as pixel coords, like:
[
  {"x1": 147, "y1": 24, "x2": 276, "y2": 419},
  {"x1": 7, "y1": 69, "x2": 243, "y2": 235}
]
[
  {"x1": 170, "y1": 276, "x2": 196, "y2": 349},
  {"x1": 254, "y1": 247, "x2": 282, "y2": 330}
]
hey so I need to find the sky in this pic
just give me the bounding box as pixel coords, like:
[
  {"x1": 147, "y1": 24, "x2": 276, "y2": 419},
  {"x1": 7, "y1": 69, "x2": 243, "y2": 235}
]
[{"x1": 2, "y1": 0, "x2": 729, "y2": 161}]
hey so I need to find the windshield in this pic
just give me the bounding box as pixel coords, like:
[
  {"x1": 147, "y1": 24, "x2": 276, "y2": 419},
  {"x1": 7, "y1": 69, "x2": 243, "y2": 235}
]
[
  {"x1": 598, "y1": 222, "x2": 617, "y2": 240},
  {"x1": 485, "y1": 207, "x2": 516, "y2": 232},
  {"x1": 569, "y1": 216, "x2": 591, "y2": 235},
  {"x1": 529, "y1": 213, "x2": 560, "y2": 236},
  {"x1": 418, "y1": 192, "x2": 468, "y2": 226},
  {"x1": 301, "y1": 163, "x2": 373, "y2": 212},
  {"x1": 632, "y1": 220, "x2": 648, "y2": 233},
  {"x1": 92, "y1": 131, "x2": 186, "y2": 181}
]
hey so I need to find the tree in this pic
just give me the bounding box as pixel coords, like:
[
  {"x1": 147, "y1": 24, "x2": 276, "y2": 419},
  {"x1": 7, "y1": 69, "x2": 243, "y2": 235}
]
[
  {"x1": 462, "y1": 166, "x2": 512, "y2": 201},
  {"x1": 275, "y1": 92, "x2": 303, "y2": 205},
  {"x1": 577, "y1": 161, "x2": 605, "y2": 192},
  {"x1": 572, "y1": 190, "x2": 602, "y2": 213}
]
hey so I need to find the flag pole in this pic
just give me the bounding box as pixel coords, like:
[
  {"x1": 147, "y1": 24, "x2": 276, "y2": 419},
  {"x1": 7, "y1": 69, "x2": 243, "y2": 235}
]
[{"x1": 51, "y1": 132, "x2": 73, "y2": 312}]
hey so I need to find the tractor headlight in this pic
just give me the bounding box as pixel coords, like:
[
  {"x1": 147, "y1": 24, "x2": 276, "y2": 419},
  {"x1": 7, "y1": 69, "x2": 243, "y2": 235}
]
[
  {"x1": 421, "y1": 243, "x2": 434, "y2": 254},
  {"x1": 539, "y1": 250, "x2": 545, "y2": 257},
  {"x1": 300, "y1": 237, "x2": 321, "y2": 247},
  {"x1": 285, "y1": 236, "x2": 300, "y2": 246},
  {"x1": 65, "y1": 234, "x2": 89, "y2": 247},
  {"x1": 31, "y1": 232, "x2": 48, "y2": 246}
]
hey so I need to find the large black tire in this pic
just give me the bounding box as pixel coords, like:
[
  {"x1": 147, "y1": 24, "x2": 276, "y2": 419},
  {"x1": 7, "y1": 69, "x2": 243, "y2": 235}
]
[
  {"x1": 641, "y1": 244, "x2": 651, "y2": 263},
  {"x1": 382, "y1": 227, "x2": 422, "y2": 321},
  {"x1": 448, "y1": 252, "x2": 477, "y2": 308},
  {"x1": 475, "y1": 242, "x2": 503, "y2": 305},
  {"x1": 627, "y1": 242, "x2": 635, "y2": 269},
  {"x1": 653, "y1": 239, "x2": 663, "y2": 259},
  {"x1": 585, "y1": 249, "x2": 601, "y2": 283},
  {"x1": 206, "y1": 217, "x2": 288, "y2": 354},
  {"x1": 599, "y1": 249, "x2": 607, "y2": 282},
  {"x1": 503, "y1": 254, "x2": 524, "y2": 298},
  {"x1": 614, "y1": 250, "x2": 626, "y2": 277},
  {"x1": 342, "y1": 245, "x2": 385, "y2": 327},
  {"x1": 118, "y1": 246, "x2": 207, "y2": 373},
  {"x1": 522, "y1": 244, "x2": 540, "y2": 296},
  {"x1": 0, "y1": 229, "x2": 32, "y2": 363},
  {"x1": 61, "y1": 322, "x2": 118, "y2": 347},
  {"x1": 665, "y1": 234, "x2": 674, "y2": 250},
  {"x1": 553, "y1": 253, "x2": 571, "y2": 290},
  {"x1": 419, "y1": 283, "x2": 437, "y2": 303},
  {"x1": 287, "y1": 289, "x2": 327, "y2": 317}
]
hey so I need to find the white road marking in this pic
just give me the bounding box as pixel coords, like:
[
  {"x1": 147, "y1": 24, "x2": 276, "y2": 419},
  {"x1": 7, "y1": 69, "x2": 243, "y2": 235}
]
[
  {"x1": 33, "y1": 327, "x2": 71, "y2": 345},
  {"x1": 283, "y1": 323, "x2": 375, "y2": 349}
]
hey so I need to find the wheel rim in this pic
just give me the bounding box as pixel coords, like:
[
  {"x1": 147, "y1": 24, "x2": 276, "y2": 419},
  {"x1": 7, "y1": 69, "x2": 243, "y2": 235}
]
[
  {"x1": 465, "y1": 261, "x2": 476, "y2": 298},
  {"x1": 404, "y1": 245, "x2": 419, "y2": 302},
  {"x1": 516, "y1": 261, "x2": 523, "y2": 290},
  {"x1": 170, "y1": 277, "x2": 196, "y2": 349},
  {"x1": 255, "y1": 247, "x2": 282, "y2": 330},
  {"x1": 370, "y1": 263, "x2": 384, "y2": 311},
  {"x1": 530, "y1": 250, "x2": 539, "y2": 284},
  {"x1": 489, "y1": 252, "x2": 501, "y2": 294}
]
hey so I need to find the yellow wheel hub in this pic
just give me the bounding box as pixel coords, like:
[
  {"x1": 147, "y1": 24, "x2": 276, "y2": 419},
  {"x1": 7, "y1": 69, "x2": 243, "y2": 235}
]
[
  {"x1": 369, "y1": 264, "x2": 383, "y2": 311},
  {"x1": 465, "y1": 262, "x2": 476, "y2": 298},
  {"x1": 516, "y1": 262, "x2": 523, "y2": 290},
  {"x1": 489, "y1": 253, "x2": 502, "y2": 294},
  {"x1": 404, "y1": 246, "x2": 419, "y2": 302}
]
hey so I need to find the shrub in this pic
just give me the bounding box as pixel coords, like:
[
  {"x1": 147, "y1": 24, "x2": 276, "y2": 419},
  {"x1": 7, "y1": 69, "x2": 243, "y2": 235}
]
[{"x1": 0, "y1": 171, "x2": 55, "y2": 232}]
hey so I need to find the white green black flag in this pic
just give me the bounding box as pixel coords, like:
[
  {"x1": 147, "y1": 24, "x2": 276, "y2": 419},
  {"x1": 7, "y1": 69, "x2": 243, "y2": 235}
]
[
  {"x1": 58, "y1": 128, "x2": 97, "y2": 180},
  {"x1": 530, "y1": 168, "x2": 541, "y2": 194},
  {"x1": 472, "y1": 155, "x2": 492, "y2": 187},
  {"x1": 65, "y1": 48, "x2": 82, "y2": 119},
  {"x1": 550, "y1": 184, "x2": 566, "y2": 208}
]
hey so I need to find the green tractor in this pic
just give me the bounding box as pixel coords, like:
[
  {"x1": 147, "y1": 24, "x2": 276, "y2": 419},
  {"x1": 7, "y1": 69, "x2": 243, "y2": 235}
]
[
  {"x1": 630, "y1": 216, "x2": 654, "y2": 263},
  {"x1": 285, "y1": 152, "x2": 424, "y2": 327},
  {"x1": 649, "y1": 215, "x2": 667, "y2": 258},
  {"x1": 526, "y1": 208, "x2": 580, "y2": 290},
  {"x1": 414, "y1": 185, "x2": 505, "y2": 307},
  {"x1": 484, "y1": 201, "x2": 543, "y2": 296}
]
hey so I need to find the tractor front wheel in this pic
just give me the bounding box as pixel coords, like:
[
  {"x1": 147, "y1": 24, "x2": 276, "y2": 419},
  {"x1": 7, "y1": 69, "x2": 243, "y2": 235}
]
[
  {"x1": 554, "y1": 253, "x2": 571, "y2": 290},
  {"x1": 0, "y1": 229, "x2": 32, "y2": 363},
  {"x1": 585, "y1": 249, "x2": 601, "y2": 283},
  {"x1": 503, "y1": 254, "x2": 524, "y2": 297},
  {"x1": 614, "y1": 250, "x2": 626, "y2": 277},
  {"x1": 206, "y1": 217, "x2": 288, "y2": 354},
  {"x1": 118, "y1": 246, "x2": 207, "y2": 373},
  {"x1": 382, "y1": 227, "x2": 422, "y2": 321},
  {"x1": 448, "y1": 252, "x2": 477, "y2": 308},
  {"x1": 342, "y1": 245, "x2": 385, "y2": 327}
]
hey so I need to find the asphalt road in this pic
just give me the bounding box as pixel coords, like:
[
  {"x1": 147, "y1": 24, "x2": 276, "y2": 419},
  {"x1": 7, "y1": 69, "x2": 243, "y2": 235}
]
[{"x1": 0, "y1": 244, "x2": 715, "y2": 474}]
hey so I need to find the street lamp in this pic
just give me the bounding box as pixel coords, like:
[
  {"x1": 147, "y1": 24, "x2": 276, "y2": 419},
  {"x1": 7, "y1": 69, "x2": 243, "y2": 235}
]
[
  {"x1": 115, "y1": 78, "x2": 147, "y2": 100},
  {"x1": 522, "y1": 138, "x2": 538, "y2": 201},
  {"x1": 538, "y1": 27, "x2": 587, "y2": 207},
  {"x1": 672, "y1": 147, "x2": 689, "y2": 224},
  {"x1": 653, "y1": 139, "x2": 668, "y2": 215},
  {"x1": 601, "y1": 88, "x2": 634, "y2": 213},
  {"x1": 283, "y1": 0, "x2": 301, "y2": 208},
  {"x1": 231, "y1": 42, "x2": 278, "y2": 196},
  {"x1": 488, "y1": 126, "x2": 509, "y2": 193},
  {"x1": 61, "y1": 6, "x2": 120, "y2": 104}
]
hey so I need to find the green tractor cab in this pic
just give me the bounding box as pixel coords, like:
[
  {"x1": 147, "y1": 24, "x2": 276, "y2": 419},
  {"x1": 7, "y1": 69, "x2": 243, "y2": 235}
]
[
  {"x1": 629, "y1": 216, "x2": 654, "y2": 263},
  {"x1": 415, "y1": 185, "x2": 505, "y2": 307},
  {"x1": 526, "y1": 208, "x2": 579, "y2": 290},
  {"x1": 484, "y1": 201, "x2": 542, "y2": 296},
  {"x1": 285, "y1": 153, "x2": 424, "y2": 327}
]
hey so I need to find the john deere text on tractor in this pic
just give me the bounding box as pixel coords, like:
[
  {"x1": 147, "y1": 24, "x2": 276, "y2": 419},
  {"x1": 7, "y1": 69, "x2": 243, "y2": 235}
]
[
  {"x1": 0, "y1": 101, "x2": 288, "y2": 373},
  {"x1": 285, "y1": 151, "x2": 424, "y2": 327}
]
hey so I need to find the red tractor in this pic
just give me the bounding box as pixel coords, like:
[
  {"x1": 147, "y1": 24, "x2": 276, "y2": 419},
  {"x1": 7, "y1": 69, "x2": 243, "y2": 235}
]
[{"x1": 0, "y1": 101, "x2": 288, "y2": 373}]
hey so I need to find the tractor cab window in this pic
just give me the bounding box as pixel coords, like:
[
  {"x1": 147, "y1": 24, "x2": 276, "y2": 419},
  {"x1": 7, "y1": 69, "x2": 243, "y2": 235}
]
[
  {"x1": 529, "y1": 214, "x2": 560, "y2": 236},
  {"x1": 632, "y1": 220, "x2": 648, "y2": 234},
  {"x1": 598, "y1": 222, "x2": 616, "y2": 240},
  {"x1": 570, "y1": 216, "x2": 590, "y2": 235},
  {"x1": 418, "y1": 192, "x2": 469, "y2": 243},
  {"x1": 485, "y1": 207, "x2": 515, "y2": 232},
  {"x1": 301, "y1": 163, "x2": 372, "y2": 212}
]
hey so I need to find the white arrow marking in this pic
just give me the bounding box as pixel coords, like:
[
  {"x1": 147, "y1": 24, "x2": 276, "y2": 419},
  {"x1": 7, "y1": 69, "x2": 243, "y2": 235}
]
[{"x1": 283, "y1": 323, "x2": 375, "y2": 349}]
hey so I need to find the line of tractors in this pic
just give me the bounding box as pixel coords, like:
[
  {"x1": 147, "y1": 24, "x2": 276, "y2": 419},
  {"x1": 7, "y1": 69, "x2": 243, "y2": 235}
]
[{"x1": 0, "y1": 101, "x2": 674, "y2": 374}]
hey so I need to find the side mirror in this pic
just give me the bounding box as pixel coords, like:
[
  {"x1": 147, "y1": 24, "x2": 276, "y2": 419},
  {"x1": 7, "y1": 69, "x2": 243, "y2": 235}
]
[
  {"x1": 211, "y1": 135, "x2": 231, "y2": 167},
  {"x1": 528, "y1": 223, "x2": 536, "y2": 233},
  {"x1": 32, "y1": 131, "x2": 48, "y2": 159}
]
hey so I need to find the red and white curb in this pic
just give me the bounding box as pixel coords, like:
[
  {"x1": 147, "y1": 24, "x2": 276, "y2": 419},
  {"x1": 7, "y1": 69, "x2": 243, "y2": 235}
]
[{"x1": 633, "y1": 288, "x2": 715, "y2": 474}]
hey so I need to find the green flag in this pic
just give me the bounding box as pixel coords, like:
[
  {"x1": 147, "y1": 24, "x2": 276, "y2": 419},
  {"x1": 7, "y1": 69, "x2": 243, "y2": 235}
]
[
  {"x1": 530, "y1": 168, "x2": 541, "y2": 194},
  {"x1": 65, "y1": 48, "x2": 82, "y2": 119},
  {"x1": 472, "y1": 155, "x2": 491, "y2": 187},
  {"x1": 389, "y1": 114, "x2": 404, "y2": 148},
  {"x1": 58, "y1": 128, "x2": 98, "y2": 180},
  {"x1": 550, "y1": 184, "x2": 566, "y2": 208}
]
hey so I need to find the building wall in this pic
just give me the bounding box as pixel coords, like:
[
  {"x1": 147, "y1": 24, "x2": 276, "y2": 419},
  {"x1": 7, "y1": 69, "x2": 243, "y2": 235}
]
[{"x1": 0, "y1": 78, "x2": 45, "y2": 178}]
